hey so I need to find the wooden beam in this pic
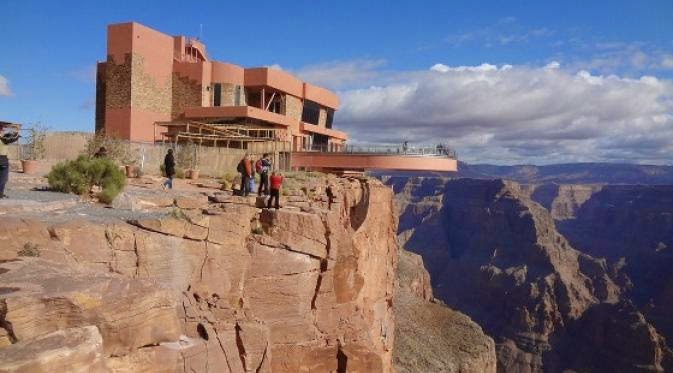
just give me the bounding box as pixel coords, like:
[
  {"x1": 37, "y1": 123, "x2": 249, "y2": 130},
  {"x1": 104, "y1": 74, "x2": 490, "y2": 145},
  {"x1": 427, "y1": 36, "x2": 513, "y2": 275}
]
[{"x1": 265, "y1": 91, "x2": 276, "y2": 111}]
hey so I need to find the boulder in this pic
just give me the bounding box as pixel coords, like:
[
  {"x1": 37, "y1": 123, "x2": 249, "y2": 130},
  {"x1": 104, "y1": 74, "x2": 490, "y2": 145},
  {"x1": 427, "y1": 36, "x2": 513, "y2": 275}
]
[
  {"x1": 0, "y1": 326, "x2": 109, "y2": 373},
  {"x1": 0, "y1": 258, "x2": 181, "y2": 356}
]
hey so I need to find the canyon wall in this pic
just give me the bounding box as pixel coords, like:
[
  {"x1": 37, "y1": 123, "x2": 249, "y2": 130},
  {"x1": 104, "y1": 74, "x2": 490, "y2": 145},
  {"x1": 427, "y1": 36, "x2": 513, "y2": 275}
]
[
  {"x1": 0, "y1": 177, "x2": 397, "y2": 372},
  {"x1": 388, "y1": 176, "x2": 673, "y2": 372},
  {"x1": 554, "y1": 185, "x2": 673, "y2": 350},
  {"x1": 393, "y1": 249, "x2": 497, "y2": 373}
]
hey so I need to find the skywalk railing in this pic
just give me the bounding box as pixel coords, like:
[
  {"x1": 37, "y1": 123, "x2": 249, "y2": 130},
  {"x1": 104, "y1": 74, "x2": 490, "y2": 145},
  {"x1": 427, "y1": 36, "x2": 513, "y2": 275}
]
[{"x1": 305, "y1": 144, "x2": 457, "y2": 159}]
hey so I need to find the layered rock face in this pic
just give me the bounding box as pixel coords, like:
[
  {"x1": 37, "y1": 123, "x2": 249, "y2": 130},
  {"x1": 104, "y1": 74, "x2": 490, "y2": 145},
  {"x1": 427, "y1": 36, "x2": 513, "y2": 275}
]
[
  {"x1": 555, "y1": 185, "x2": 673, "y2": 350},
  {"x1": 0, "y1": 177, "x2": 397, "y2": 372},
  {"x1": 393, "y1": 249, "x2": 497, "y2": 373},
  {"x1": 388, "y1": 177, "x2": 673, "y2": 372},
  {"x1": 525, "y1": 183, "x2": 602, "y2": 220}
]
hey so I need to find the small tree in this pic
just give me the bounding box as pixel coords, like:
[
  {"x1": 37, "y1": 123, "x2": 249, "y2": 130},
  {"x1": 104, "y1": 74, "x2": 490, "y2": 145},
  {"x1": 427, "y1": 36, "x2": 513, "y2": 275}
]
[
  {"x1": 176, "y1": 142, "x2": 196, "y2": 170},
  {"x1": 85, "y1": 130, "x2": 137, "y2": 165},
  {"x1": 23, "y1": 124, "x2": 47, "y2": 161}
]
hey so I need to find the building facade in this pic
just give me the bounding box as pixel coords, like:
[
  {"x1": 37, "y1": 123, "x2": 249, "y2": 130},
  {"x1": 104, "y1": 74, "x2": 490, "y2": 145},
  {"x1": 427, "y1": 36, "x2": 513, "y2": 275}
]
[{"x1": 96, "y1": 22, "x2": 347, "y2": 150}]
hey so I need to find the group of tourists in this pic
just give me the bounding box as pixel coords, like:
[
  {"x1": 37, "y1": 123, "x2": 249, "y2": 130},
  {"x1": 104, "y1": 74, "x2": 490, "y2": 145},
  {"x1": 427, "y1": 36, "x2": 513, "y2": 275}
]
[
  {"x1": 236, "y1": 153, "x2": 283, "y2": 209},
  {"x1": 161, "y1": 149, "x2": 283, "y2": 209}
]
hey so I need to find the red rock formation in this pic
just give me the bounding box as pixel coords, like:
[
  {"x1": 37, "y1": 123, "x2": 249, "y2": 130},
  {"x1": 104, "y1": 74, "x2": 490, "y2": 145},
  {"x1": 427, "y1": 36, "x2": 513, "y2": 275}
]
[
  {"x1": 0, "y1": 177, "x2": 397, "y2": 372},
  {"x1": 389, "y1": 177, "x2": 672, "y2": 372},
  {"x1": 394, "y1": 249, "x2": 497, "y2": 373}
]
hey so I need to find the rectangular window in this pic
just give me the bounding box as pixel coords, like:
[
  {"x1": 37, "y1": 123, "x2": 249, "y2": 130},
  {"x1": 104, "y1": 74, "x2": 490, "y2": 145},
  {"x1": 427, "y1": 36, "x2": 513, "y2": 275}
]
[
  {"x1": 213, "y1": 83, "x2": 222, "y2": 107},
  {"x1": 326, "y1": 109, "x2": 334, "y2": 129},
  {"x1": 301, "y1": 100, "x2": 320, "y2": 125}
]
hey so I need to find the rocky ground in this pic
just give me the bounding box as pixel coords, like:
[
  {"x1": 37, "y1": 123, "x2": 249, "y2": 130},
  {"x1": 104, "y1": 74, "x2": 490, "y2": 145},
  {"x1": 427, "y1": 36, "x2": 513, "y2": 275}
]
[{"x1": 0, "y1": 172, "x2": 399, "y2": 372}]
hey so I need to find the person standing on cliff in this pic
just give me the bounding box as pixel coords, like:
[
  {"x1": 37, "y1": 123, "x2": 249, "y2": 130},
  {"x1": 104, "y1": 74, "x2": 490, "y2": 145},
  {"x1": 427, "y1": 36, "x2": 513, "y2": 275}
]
[
  {"x1": 267, "y1": 171, "x2": 283, "y2": 209},
  {"x1": 162, "y1": 148, "x2": 175, "y2": 190},
  {"x1": 237, "y1": 153, "x2": 252, "y2": 196},
  {"x1": 0, "y1": 124, "x2": 20, "y2": 199},
  {"x1": 256, "y1": 153, "x2": 272, "y2": 196}
]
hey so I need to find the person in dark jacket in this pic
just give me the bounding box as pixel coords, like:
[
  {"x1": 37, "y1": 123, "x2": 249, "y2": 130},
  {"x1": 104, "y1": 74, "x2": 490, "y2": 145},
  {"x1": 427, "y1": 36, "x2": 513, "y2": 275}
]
[
  {"x1": 0, "y1": 126, "x2": 20, "y2": 198},
  {"x1": 162, "y1": 149, "x2": 175, "y2": 190},
  {"x1": 257, "y1": 153, "x2": 272, "y2": 196},
  {"x1": 93, "y1": 146, "x2": 108, "y2": 159}
]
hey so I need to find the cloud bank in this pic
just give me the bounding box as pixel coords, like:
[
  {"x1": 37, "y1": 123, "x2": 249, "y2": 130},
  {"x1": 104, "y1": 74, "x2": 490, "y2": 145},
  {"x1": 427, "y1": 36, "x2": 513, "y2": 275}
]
[
  {"x1": 321, "y1": 61, "x2": 673, "y2": 164},
  {"x1": 0, "y1": 74, "x2": 12, "y2": 96}
]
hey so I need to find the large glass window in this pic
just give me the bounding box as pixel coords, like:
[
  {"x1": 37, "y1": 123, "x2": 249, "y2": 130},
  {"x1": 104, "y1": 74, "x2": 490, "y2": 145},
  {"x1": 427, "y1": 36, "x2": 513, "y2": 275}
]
[
  {"x1": 301, "y1": 100, "x2": 320, "y2": 125},
  {"x1": 213, "y1": 83, "x2": 222, "y2": 107},
  {"x1": 326, "y1": 109, "x2": 334, "y2": 129}
]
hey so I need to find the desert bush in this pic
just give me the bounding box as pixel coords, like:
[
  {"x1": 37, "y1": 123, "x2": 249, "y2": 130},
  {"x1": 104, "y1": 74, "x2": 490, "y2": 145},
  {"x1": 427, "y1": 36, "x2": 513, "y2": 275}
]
[
  {"x1": 48, "y1": 155, "x2": 126, "y2": 203},
  {"x1": 85, "y1": 130, "x2": 138, "y2": 165},
  {"x1": 176, "y1": 143, "x2": 196, "y2": 169},
  {"x1": 23, "y1": 124, "x2": 48, "y2": 161}
]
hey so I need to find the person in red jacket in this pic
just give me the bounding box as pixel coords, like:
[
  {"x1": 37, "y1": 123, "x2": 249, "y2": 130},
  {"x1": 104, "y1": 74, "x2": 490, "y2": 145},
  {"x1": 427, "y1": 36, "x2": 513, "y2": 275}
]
[{"x1": 267, "y1": 171, "x2": 283, "y2": 209}]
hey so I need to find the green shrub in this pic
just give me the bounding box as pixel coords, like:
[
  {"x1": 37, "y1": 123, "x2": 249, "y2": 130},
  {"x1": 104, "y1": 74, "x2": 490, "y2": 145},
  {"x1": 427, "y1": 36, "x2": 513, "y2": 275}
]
[{"x1": 48, "y1": 156, "x2": 126, "y2": 203}]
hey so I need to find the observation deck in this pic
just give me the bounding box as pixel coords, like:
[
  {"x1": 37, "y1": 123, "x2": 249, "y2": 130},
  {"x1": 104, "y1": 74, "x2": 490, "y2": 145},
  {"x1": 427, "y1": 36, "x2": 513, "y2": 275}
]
[{"x1": 290, "y1": 144, "x2": 458, "y2": 172}]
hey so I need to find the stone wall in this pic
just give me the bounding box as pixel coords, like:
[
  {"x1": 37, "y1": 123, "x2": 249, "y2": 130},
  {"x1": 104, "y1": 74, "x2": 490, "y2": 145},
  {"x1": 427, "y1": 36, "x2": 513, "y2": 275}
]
[
  {"x1": 318, "y1": 107, "x2": 327, "y2": 127},
  {"x1": 95, "y1": 63, "x2": 106, "y2": 133},
  {"x1": 104, "y1": 53, "x2": 172, "y2": 114},
  {"x1": 284, "y1": 95, "x2": 303, "y2": 122},
  {"x1": 219, "y1": 83, "x2": 246, "y2": 106},
  {"x1": 172, "y1": 74, "x2": 202, "y2": 119},
  {"x1": 129, "y1": 54, "x2": 172, "y2": 114},
  {"x1": 104, "y1": 54, "x2": 133, "y2": 110}
]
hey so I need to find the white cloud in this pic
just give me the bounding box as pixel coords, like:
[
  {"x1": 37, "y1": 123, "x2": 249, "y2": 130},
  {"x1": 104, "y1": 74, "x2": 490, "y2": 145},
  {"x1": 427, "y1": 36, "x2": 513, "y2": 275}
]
[
  {"x1": 327, "y1": 62, "x2": 673, "y2": 165},
  {"x1": 569, "y1": 42, "x2": 673, "y2": 75},
  {"x1": 662, "y1": 55, "x2": 673, "y2": 69},
  {"x1": 0, "y1": 74, "x2": 12, "y2": 96},
  {"x1": 293, "y1": 59, "x2": 387, "y2": 90},
  {"x1": 544, "y1": 61, "x2": 561, "y2": 70}
]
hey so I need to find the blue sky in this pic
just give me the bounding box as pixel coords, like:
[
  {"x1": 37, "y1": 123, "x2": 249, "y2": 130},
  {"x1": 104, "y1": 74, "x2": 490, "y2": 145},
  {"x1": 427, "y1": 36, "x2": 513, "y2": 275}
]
[{"x1": 1, "y1": 1, "x2": 672, "y2": 163}]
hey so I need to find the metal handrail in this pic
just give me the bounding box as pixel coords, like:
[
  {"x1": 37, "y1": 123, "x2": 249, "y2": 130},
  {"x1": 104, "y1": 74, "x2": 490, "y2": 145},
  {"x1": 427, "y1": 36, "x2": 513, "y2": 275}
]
[{"x1": 303, "y1": 144, "x2": 457, "y2": 159}]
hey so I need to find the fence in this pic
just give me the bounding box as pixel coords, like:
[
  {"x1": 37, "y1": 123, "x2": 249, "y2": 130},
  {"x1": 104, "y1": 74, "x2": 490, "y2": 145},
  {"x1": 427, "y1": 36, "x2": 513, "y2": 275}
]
[
  {"x1": 7, "y1": 132, "x2": 293, "y2": 177},
  {"x1": 307, "y1": 143, "x2": 457, "y2": 159}
]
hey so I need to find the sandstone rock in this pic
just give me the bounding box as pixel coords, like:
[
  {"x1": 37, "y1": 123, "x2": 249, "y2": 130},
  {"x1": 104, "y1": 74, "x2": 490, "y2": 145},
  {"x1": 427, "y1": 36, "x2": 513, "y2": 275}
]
[
  {"x1": 0, "y1": 177, "x2": 398, "y2": 372},
  {"x1": 259, "y1": 209, "x2": 327, "y2": 258},
  {"x1": 175, "y1": 195, "x2": 208, "y2": 210},
  {"x1": 0, "y1": 326, "x2": 109, "y2": 373},
  {"x1": 0, "y1": 258, "x2": 181, "y2": 356},
  {"x1": 111, "y1": 191, "x2": 174, "y2": 211},
  {"x1": 132, "y1": 216, "x2": 186, "y2": 238}
]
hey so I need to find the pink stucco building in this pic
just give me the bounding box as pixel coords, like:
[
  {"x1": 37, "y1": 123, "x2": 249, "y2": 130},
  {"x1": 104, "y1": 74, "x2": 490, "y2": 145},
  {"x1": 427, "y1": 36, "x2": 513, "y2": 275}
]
[
  {"x1": 96, "y1": 22, "x2": 457, "y2": 172},
  {"x1": 96, "y1": 22, "x2": 346, "y2": 151}
]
